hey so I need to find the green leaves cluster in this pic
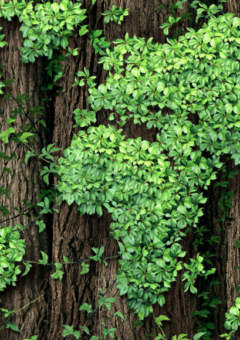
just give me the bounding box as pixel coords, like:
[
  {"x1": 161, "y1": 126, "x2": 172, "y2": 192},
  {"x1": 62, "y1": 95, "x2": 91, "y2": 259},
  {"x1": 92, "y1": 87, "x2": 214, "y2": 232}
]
[
  {"x1": 62, "y1": 286, "x2": 123, "y2": 339},
  {"x1": 192, "y1": 289, "x2": 221, "y2": 339},
  {"x1": 182, "y1": 254, "x2": 216, "y2": 295},
  {"x1": 220, "y1": 297, "x2": 240, "y2": 339},
  {"x1": 0, "y1": 224, "x2": 26, "y2": 291},
  {"x1": 89, "y1": 30, "x2": 111, "y2": 55},
  {"x1": 0, "y1": 0, "x2": 87, "y2": 63},
  {"x1": 56, "y1": 12, "x2": 240, "y2": 326},
  {"x1": 158, "y1": 0, "x2": 227, "y2": 37},
  {"x1": 56, "y1": 123, "x2": 213, "y2": 317},
  {"x1": 102, "y1": 5, "x2": 129, "y2": 25},
  {"x1": 0, "y1": 91, "x2": 62, "y2": 289},
  {"x1": 0, "y1": 27, "x2": 7, "y2": 94},
  {"x1": 1, "y1": 2, "x2": 240, "y2": 339}
]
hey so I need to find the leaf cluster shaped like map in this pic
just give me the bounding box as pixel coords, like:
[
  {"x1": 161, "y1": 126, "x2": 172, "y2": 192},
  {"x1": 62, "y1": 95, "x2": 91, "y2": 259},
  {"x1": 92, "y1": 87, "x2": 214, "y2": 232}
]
[{"x1": 57, "y1": 13, "x2": 240, "y2": 317}]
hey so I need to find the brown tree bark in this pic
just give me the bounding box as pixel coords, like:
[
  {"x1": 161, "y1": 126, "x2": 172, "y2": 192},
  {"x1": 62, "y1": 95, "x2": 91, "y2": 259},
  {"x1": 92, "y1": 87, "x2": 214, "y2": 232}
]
[{"x1": 0, "y1": 1, "x2": 240, "y2": 339}]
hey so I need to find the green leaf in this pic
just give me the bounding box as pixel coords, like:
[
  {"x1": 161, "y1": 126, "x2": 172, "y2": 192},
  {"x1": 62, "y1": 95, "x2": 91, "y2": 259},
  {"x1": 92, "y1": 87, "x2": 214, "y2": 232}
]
[
  {"x1": 96, "y1": 205, "x2": 103, "y2": 216},
  {"x1": 114, "y1": 311, "x2": 124, "y2": 319},
  {"x1": 62, "y1": 325, "x2": 80, "y2": 338},
  {"x1": 232, "y1": 153, "x2": 240, "y2": 165},
  {"x1": 22, "y1": 262, "x2": 32, "y2": 276},
  {"x1": 19, "y1": 132, "x2": 34, "y2": 143},
  {"x1": 80, "y1": 325, "x2": 90, "y2": 335},
  {"x1": 229, "y1": 306, "x2": 239, "y2": 315},
  {"x1": 61, "y1": 37, "x2": 68, "y2": 49},
  {"x1": 79, "y1": 303, "x2": 92, "y2": 313},
  {"x1": 157, "y1": 295, "x2": 165, "y2": 307},
  {"x1": 63, "y1": 255, "x2": 69, "y2": 264},
  {"x1": 25, "y1": 150, "x2": 36, "y2": 165},
  {"x1": 79, "y1": 25, "x2": 88, "y2": 36},
  {"x1": 193, "y1": 333, "x2": 206, "y2": 340},
  {"x1": 155, "y1": 315, "x2": 170, "y2": 324},
  {"x1": 80, "y1": 263, "x2": 89, "y2": 275},
  {"x1": 6, "y1": 323, "x2": 20, "y2": 332},
  {"x1": 36, "y1": 220, "x2": 46, "y2": 233},
  {"x1": 51, "y1": 266, "x2": 64, "y2": 281},
  {"x1": 39, "y1": 251, "x2": 48, "y2": 265}
]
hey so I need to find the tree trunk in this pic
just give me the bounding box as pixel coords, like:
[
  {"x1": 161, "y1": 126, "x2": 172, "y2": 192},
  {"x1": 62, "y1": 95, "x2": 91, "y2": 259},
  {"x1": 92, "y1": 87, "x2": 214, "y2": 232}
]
[{"x1": 0, "y1": 1, "x2": 240, "y2": 339}]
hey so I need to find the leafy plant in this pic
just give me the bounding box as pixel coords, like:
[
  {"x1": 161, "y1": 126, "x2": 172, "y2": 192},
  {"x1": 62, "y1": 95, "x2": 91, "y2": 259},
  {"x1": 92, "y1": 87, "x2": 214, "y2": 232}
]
[
  {"x1": 102, "y1": 5, "x2": 129, "y2": 25},
  {"x1": 57, "y1": 13, "x2": 240, "y2": 323},
  {"x1": 0, "y1": 1, "x2": 240, "y2": 339},
  {"x1": 0, "y1": 0, "x2": 87, "y2": 62}
]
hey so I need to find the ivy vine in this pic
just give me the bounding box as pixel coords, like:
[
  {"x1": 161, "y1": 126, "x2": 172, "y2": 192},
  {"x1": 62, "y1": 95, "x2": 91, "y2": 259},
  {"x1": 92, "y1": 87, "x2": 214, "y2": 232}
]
[{"x1": 0, "y1": 1, "x2": 240, "y2": 340}]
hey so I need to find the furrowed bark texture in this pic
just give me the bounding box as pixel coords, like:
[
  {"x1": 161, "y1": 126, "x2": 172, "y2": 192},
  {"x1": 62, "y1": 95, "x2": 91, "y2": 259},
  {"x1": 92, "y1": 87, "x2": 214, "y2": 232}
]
[
  {"x1": 0, "y1": 15, "x2": 51, "y2": 339},
  {"x1": 0, "y1": 0, "x2": 239, "y2": 339}
]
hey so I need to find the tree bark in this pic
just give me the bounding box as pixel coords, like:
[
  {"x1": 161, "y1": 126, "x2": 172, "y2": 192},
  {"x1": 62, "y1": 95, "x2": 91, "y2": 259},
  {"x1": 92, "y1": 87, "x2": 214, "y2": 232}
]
[{"x1": 0, "y1": 1, "x2": 240, "y2": 339}]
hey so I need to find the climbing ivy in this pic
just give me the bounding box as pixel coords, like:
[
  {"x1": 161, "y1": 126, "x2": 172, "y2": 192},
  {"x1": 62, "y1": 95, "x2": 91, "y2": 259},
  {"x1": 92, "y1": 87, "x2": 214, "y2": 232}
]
[
  {"x1": 0, "y1": 224, "x2": 26, "y2": 291},
  {"x1": 0, "y1": 0, "x2": 87, "y2": 62},
  {"x1": 0, "y1": 1, "x2": 240, "y2": 339},
  {"x1": 221, "y1": 297, "x2": 240, "y2": 339},
  {"x1": 56, "y1": 13, "x2": 240, "y2": 323}
]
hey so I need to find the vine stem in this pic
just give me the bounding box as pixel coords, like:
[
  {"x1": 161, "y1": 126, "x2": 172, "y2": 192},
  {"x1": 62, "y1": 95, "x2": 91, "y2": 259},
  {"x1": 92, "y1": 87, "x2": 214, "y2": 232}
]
[
  {"x1": 22, "y1": 254, "x2": 120, "y2": 266},
  {"x1": 4, "y1": 89, "x2": 42, "y2": 140},
  {"x1": 99, "y1": 313, "x2": 115, "y2": 340},
  {"x1": 0, "y1": 289, "x2": 48, "y2": 332},
  {"x1": 79, "y1": 280, "x2": 117, "y2": 338},
  {"x1": 153, "y1": 314, "x2": 168, "y2": 340},
  {"x1": 22, "y1": 199, "x2": 62, "y2": 231},
  {"x1": 15, "y1": 291, "x2": 47, "y2": 314},
  {"x1": 0, "y1": 139, "x2": 20, "y2": 182},
  {"x1": 0, "y1": 207, "x2": 32, "y2": 224},
  {"x1": 1, "y1": 112, "x2": 52, "y2": 164}
]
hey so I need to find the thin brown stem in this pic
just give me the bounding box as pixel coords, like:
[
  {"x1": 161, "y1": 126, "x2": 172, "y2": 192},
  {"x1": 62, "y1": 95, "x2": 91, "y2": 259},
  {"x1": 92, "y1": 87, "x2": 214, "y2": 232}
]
[
  {"x1": 0, "y1": 207, "x2": 33, "y2": 224},
  {"x1": 79, "y1": 280, "x2": 117, "y2": 338},
  {"x1": 22, "y1": 254, "x2": 120, "y2": 266}
]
